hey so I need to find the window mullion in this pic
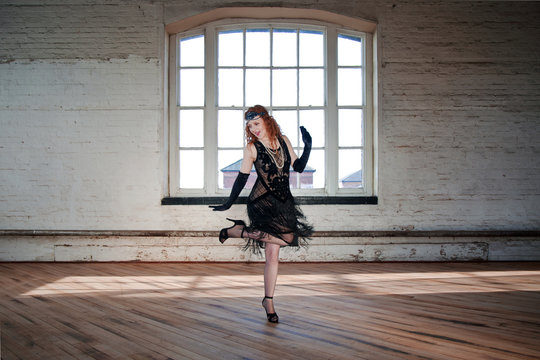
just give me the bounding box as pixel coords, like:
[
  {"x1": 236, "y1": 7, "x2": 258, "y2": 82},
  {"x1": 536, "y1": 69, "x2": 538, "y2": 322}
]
[
  {"x1": 170, "y1": 34, "x2": 180, "y2": 195},
  {"x1": 243, "y1": 28, "x2": 247, "y2": 108},
  {"x1": 363, "y1": 33, "x2": 374, "y2": 195},
  {"x1": 269, "y1": 28, "x2": 273, "y2": 108},
  {"x1": 326, "y1": 26, "x2": 338, "y2": 195},
  {"x1": 295, "y1": 28, "x2": 300, "y2": 189},
  {"x1": 205, "y1": 26, "x2": 217, "y2": 195}
]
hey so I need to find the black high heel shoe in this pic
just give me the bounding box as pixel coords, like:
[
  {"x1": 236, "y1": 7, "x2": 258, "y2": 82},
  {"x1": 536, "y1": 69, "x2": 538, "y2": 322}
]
[
  {"x1": 219, "y1": 218, "x2": 246, "y2": 244},
  {"x1": 262, "y1": 296, "x2": 279, "y2": 323}
]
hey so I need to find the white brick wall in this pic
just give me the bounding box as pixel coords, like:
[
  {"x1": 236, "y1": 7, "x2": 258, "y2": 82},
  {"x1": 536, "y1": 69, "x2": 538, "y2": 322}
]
[
  {"x1": 1, "y1": 1, "x2": 539, "y2": 261},
  {"x1": 0, "y1": 58, "x2": 164, "y2": 229}
]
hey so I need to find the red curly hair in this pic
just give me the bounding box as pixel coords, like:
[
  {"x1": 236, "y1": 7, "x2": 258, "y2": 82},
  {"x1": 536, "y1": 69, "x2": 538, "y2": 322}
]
[{"x1": 245, "y1": 105, "x2": 283, "y2": 146}]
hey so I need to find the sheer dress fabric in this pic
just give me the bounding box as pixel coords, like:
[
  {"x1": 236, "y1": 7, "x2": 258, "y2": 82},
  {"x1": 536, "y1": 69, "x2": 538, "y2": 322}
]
[{"x1": 244, "y1": 137, "x2": 313, "y2": 253}]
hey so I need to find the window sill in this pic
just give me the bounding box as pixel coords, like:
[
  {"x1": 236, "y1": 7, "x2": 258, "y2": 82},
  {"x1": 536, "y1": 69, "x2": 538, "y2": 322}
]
[{"x1": 161, "y1": 196, "x2": 378, "y2": 205}]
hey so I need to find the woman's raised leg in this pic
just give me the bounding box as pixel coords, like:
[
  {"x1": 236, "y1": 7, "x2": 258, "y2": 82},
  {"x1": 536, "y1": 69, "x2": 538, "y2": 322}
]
[{"x1": 226, "y1": 223, "x2": 293, "y2": 247}]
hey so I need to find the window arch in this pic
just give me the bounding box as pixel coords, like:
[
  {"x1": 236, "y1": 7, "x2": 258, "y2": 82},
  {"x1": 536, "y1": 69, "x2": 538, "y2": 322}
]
[{"x1": 166, "y1": 8, "x2": 377, "y2": 202}]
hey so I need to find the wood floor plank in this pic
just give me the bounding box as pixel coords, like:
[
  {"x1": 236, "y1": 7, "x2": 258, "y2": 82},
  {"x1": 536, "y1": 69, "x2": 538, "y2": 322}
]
[{"x1": 1, "y1": 262, "x2": 539, "y2": 360}]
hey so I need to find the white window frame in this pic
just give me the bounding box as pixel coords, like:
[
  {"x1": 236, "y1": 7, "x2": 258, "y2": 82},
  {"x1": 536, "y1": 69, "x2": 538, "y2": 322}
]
[{"x1": 168, "y1": 18, "x2": 375, "y2": 198}]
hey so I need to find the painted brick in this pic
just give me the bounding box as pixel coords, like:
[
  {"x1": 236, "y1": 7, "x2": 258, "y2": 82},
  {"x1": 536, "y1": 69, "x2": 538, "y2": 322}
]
[{"x1": 1, "y1": 0, "x2": 539, "y2": 261}]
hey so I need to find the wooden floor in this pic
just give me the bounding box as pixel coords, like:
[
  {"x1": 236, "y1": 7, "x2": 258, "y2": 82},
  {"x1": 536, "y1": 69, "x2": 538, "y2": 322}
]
[{"x1": 1, "y1": 262, "x2": 539, "y2": 360}]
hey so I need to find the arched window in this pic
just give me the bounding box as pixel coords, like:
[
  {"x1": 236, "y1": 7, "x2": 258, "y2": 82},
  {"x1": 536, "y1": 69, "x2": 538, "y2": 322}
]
[{"x1": 166, "y1": 8, "x2": 377, "y2": 202}]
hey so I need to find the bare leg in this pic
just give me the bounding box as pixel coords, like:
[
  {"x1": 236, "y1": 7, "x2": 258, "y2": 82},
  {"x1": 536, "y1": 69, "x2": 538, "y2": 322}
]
[
  {"x1": 226, "y1": 225, "x2": 293, "y2": 247},
  {"x1": 223, "y1": 224, "x2": 292, "y2": 322},
  {"x1": 252, "y1": 230, "x2": 291, "y2": 246},
  {"x1": 263, "y1": 243, "x2": 281, "y2": 314}
]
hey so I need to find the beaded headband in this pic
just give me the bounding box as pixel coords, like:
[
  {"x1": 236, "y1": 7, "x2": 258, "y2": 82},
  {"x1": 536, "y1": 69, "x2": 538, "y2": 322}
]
[{"x1": 245, "y1": 110, "x2": 267, "y2": 121}]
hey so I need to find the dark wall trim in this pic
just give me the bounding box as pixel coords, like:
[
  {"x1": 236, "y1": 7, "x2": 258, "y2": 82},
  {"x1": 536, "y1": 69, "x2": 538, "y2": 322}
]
[
  {"x1": 161, "y1": 196, "x2": 378, "y2": 205},
  {"x1": 1, "y1": 230, "x2": 538, "y2": 238}
]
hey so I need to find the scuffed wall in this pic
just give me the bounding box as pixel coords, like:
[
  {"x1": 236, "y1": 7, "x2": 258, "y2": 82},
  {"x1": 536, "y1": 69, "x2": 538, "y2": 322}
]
[{"x1": 1, "y1": 1, "x2": 539, "y2": 261}]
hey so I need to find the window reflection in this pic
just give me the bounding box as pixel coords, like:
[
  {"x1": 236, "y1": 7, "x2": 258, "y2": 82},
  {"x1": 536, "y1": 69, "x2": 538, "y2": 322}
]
[
  {"x1": 179, "y1": 110, "x2": 204, "y2": 147},
  {"x1": 246, "y1": 69, "x2": 270, "y2": 105},
  {"x1": 339, "y1": 149, "x2": 363, "y2": 189},
  {"x1": 272, "y1": 69, "x2": 297, "y2": 106},
  {"x1": 300, "y1": 30, "x2": 324, "y2": 66},
  {"x1": 299, "y1": 69, "x2": 324, "y2": 106},
  {"x1": 218, "y1": 30, "x2": 243, "y2": 66},
  {"x1": 338, "y1": 34, "x2": 362, "y2": 66},
  {"x1": 179, "y1": 69, "x2": 204, "y2": 106},
  {"x1": 179, "y1": 150, "x2": 204, "y2": 188},
  {"x1": 246, "y1": 29, "x2": 270, "y2": 66},
  {"x1": 273, "y1": 29, "x2": 297, "y2": 66},
  {"x1": 299, "y1": 110, "x2": 325, "y2": 148},
  {"x1": 339, "y1": 109, "x2": 363, "y2": 147},
  {"x1": 218, "y1": 110, "x2": 244, "y2": 148},
  {"x1": 218, "y1": 69, "x2": 243, "y2": 106},
  {"x1": 180, "y1": 35, "x2": 204, "y2": 67},
  {"x1": 338, "y1": 68, "x2": 363, "y2": 106}
]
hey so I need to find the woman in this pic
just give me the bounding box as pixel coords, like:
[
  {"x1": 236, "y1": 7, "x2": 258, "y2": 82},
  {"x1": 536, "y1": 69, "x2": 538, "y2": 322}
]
[{"x1": 209, "y1": 105, "x2": 313, "y2": 323}]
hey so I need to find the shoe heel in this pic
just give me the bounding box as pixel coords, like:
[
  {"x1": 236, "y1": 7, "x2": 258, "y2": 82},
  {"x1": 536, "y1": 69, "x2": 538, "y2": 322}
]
[
  {"x1": 262, "y1": 296, "x2": 279, "y2": 323},
  {"x1": 226, "y1": 218, "x2": 246, "y2": 226},
  {"x1": 219, "y1": 219, "x2": 247, "y2": 243}
]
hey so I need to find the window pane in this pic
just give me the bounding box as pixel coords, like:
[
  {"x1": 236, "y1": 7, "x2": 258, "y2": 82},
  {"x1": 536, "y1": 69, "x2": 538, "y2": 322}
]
[
  {"x1": 246, "y1": 29, "x2": 270, "y2": 66},
  {"x1": 299, "y1": 30, "x2": 324, "y2": 67},
  {"x1": 273, "y1": 29, "x2": 297, "y2": 67},
  {"x1": 273, "y1": 110, "x2": 298, "y2": 147},
  {"x1": 272, "y1": 69, "x2": 297, "y2": 106},
  {"x1": 299, "y1": 110, "x2": 325, "y2": 148},
  {"x1": 339, "y1": 149, "x2": 363, "y2": 189},
  {"x1": 179, "y1": 109, "x2": 204, "y2": 147},
  {"x1": 179, "y1": 150, "x2": 204, "y2": 188},
  {"x1": 308, "y1": 149, "x2": 325, "y2": 189},
  {"x1": 179, "y1": 69, "x2": 204, "y2": 106},
  {"x1": 218, "y1": 30, "x2": 243, "y2": 66},
  {"x1": 290, "y1": 148, "x2": 322, "y2": 189},
  {"x1": 289, "y1": 171, "x2": 300, "y2": 189},
  {"x1": 338, "y1": 34, "x2": 362, "y2": 66},
  {"x1": 338, "y1": 68, "x2": 363, "y2": 106},
  {"x1": 246, "y1": 69, "x2": 270, "y2": 106},
  {"x1": 218, "y1": 110, "x2": 244, "y2": 148},
  {"x1": 339, "y1": 109, "x2": 363, "y2": 147},
  {"x1": 299, "y1": 69, "x2": 324, "y2": 106},
  {"x1": 218, "y1": 69, "x2": 243, "y2": 106},
  {"x1": 218, "y1": 150, "x2": 255, "y2": 189},
  {"x1": 180, "y1": 35, "x2": 204, "y2": 67}
]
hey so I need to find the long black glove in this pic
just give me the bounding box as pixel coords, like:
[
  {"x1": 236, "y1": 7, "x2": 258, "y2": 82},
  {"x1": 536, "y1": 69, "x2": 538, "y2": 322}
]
[
  {"x1": 293, "y1": 126, "x2": 312, "y2": 173},
  {"x1": 209, "y1": 172, "x2": 249, "y2": 211}
]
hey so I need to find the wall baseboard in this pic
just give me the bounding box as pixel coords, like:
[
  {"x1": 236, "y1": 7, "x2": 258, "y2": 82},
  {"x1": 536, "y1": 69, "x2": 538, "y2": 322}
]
[
  {"x1": 2, "y1": 230, "x2": 538, "y2": 237},
  {"x1": 1, "y1": 230, "x2": 539, "y2": 262}
]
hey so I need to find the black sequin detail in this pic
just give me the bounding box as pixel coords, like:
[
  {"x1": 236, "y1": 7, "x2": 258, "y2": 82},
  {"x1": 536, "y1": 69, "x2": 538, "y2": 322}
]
[{"x1": 244, "y1": 137, "x2": 313, "y2": 253}]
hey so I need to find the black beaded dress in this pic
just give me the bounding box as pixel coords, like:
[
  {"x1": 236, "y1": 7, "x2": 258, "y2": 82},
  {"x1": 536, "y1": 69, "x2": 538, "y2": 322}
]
[{"x1": 244, "y1": 136, "x2": 313, "y2": 253}]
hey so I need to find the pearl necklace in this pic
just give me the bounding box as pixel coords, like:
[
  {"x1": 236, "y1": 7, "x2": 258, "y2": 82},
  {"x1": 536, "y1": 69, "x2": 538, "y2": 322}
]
[{"x1": 261, "y1": 139, "x2": 284, "y2": 169}]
